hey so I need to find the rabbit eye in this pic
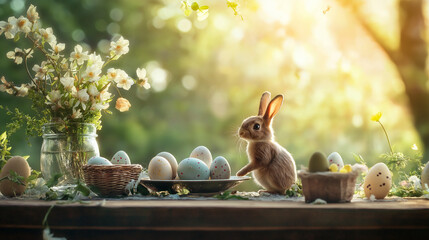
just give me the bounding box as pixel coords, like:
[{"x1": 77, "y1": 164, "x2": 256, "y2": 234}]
[{"x1": 253, "y1": 123, "x2": 261, "y2": 130}]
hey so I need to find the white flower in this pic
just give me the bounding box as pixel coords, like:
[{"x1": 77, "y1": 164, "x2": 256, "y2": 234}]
[
  {"x1": 39, "y1": 27, "x2": 56, "y2": 45},
  {"x1": 49, "y1": 42, "x2": 65, "y2": 54},
  {"x1": 136, "y1": 68, "x2": 150, "y2": 89},
  {"x1": 87, "y1": 53, "x2": 104, "y2": 68},
  {"x1": 107, "y1": 68, "x2": 119, "y2": 82},
  {"x1": 87, "y1": 84, "x2": 99, "y2": 96},
  {"x1": 110, "y1": 36, "x2": 129, "y2": 56},
  {"x1": 15, "y1": 84, "x2": 29, "y2": 97},
  {"x1": 74, "y1": 89, "x2": 90, "y2": 110},
  {"x1": 11, "y1": 16, "x2": 32, "y2": 34},
  {"x1": 60, "y1": 58, "x2": 69, "y2": 71},
  {"x1": 27, "y1": 4, "x2": 39, "y2": 23},
  {"x1": 99, "y1": 91, "x2": 112, "y2": 101},
  {"x1": 47, "y1": 90, "x2": 61, "y2": 103},
  {"x1": 32, "y1": 61, "x2": 52, "y2": 79},
  {"x1": 408, "y1": 175, "x2": 422, "y2": 189},
  {"x1": 60, "y1": 76, "x2": 75, "y2": 90},
  {"x1": 0, "y1": 17, "x2": 18, "y2": 39},
  {"x1": 77, "y1": 89, "x2": 89, "y2": 102},
  {"x1": 6, "y1": 48, "x2": 26, "y2": 64},
  {"x1": 82, "y1": 65, "x2": 102, "y2": 83},
  {"x1": 43, "y1": 227, "x2": 67, "y2": 240},
  {"x1": 90, "y1": 102, "x2": 109, "y2": 111},
  {"x1": 115, "y1": 71, "x2": 134, "y2": 90},
  {"x1": 70, "y1": 44, "x2": 88, "y2": 65},
  {"x1": 71, "y1": 108, "x2": 82, "y2": 119}
]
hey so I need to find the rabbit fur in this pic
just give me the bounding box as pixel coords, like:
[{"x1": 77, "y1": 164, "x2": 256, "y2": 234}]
[{"x1": 236, "y1": 91, "x2": 296, "y2": 194}]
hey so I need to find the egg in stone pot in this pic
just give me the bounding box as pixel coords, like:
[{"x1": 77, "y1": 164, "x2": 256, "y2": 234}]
[
  {"x1": 363, "y1": 162, "x2": 392, "y2": 199},
  {"x1": 0, "y1": 156, "x2": 31, "y2": 197},
  {"x1": 308, "y1": 152, "x2": 329, "y2": 172},
  {"x1": 327, "y1": 152, "x2": 344, "y2": 169}
]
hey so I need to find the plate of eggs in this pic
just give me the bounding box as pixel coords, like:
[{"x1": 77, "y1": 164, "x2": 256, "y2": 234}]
[{"x1": 141, "y1": 146, "x2": 250, "y2": 194}]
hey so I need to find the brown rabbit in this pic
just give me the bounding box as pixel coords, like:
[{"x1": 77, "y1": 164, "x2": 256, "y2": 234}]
[{"x1": 236, "y1": 91, "x2": 296, "y2": 194}]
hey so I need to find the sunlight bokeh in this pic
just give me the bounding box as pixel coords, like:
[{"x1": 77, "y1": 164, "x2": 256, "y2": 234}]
[{"x1": 0, "y1": 0, "x2": 421, "y2": 191}]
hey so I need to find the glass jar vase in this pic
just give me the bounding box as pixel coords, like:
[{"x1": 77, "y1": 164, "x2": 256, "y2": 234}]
[{"x1": 40, "y1": 122, "x2": 100, "y2": 185}]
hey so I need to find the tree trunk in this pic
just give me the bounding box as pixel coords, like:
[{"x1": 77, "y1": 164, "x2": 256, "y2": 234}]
[{"x1": 397, "y1": 0, "x2": 429, "y2": 163}]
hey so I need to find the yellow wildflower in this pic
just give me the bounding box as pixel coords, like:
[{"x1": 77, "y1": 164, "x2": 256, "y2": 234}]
[{"x1": 371, "y1": 112, "x2": 382, "y2": 122}]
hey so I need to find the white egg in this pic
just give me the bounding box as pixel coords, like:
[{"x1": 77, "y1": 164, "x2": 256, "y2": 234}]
[
  {"x1": 327, "y1": 152, "x2": 344, "y2": 169},
  {"x1": 111, "y1": 150, "x2": 131, "y2": 164},
  {"x1": 157, "y1": 152, "x2": 178, "y2": 179},
  {"x1": 210, "y1": 156, "x2": 231, "y2": 179},
  {"x1": 87, "y1": 156, "x2": 113, "y2": 165},
  {"x1": 363, "y1": 162, "x2": 392, "y2": 199},
  {"x1": 421, "y1": 162, "x2": 429, "y2": 189},
  {"x1": 148, "y1": 156, "x2": 173, "y2": 180},
  {"x1": 177, "y1": 158, "x2": 210, "y2": 180},
  {"x1": 190, "y1": 146, "x2": 212, "y2": 167}
]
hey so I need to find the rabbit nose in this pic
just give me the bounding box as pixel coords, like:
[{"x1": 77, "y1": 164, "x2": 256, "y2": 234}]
[{"x1": 239, "y1": 130, "x2": 245, "y2": 137}]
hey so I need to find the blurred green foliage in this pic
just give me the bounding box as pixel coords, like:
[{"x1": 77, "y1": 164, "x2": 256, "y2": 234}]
[{"x1": 0, "y1": 0, "x2": 422, "y2": 191}]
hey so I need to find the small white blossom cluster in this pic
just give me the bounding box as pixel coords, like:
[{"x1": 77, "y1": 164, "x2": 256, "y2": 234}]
[{"x1": 0, "y1": 5, "x2": 150, "y2": 125}]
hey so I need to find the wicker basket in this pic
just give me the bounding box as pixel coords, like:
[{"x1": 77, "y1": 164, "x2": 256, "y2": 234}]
[
  {"x1": 83, "y1": 164, "x2": 142, "y2": 197},
  {"x1": 298, "y1": 170, "x2": 359, "y2": 203}
]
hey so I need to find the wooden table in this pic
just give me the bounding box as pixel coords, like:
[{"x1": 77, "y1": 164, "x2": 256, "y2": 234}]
[{"x1": 1, "y1": 198, "x2": 429, "y2": 240}]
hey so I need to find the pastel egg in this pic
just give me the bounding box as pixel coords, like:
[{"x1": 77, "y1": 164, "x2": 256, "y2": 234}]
[
  {"x1": 308, "y1": 152, "x2": 329, "y2": 172},
  {"x1": 111, "y1": 150, "x2": 131, "y2": 164},
  {"x1": 327, "y1": 152, "x2": 344, "y2": 169},
  {"x1": 0, "y1": 156, "x2": 31, "y2": 197},
  {"x1": 421, "y1": 162, "x2": 429, "y2": 189},
  {"x1": 210, "y1": 156, "x2": 231, "y2": 179},
  {"x1": 157, "y1": 152, "x2": 178, "y2": 179},
  {"x1": 87, "y1": 156, "x2": 112, "y2": 165},
  {"x1": 190, "y1": 146, "x2": 212, "y2": 167},
  {"x1": 363, "y1": 163, "x2": 392, "y2": 199},
  {"x1": 148, "y1": 156, "x2": 173, "y2": 180},
  {"x1": 177, "y1": 158, "x2": 210, "y2": 180}
]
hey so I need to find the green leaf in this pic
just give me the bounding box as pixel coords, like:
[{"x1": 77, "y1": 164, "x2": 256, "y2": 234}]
[
  {"x1": 27, "y1": 170, "x2": 41, "y2": 184},
  {"x1": 191, "y1": 2, "x2": 199, "y2": 11},
  {"x1": 7, "y1": 170, "x2": 26, "y2": 185},
  {"x1": 181, "y1": 1, "x2": 192, "y2": 16},
  {"x1": 75, "y1": 181, "x2": 91, "y2": 196},
  {"x1": 353, "y1": 153, "x2": 366, "y2": 165},
  {"x1": 13, "y1": 33, "x2": 20, "y2": 42},
  {"x1": 215, "y1": 191, "x2": 249, "y2": 200},
  {"x1": 45, "y1": 173, "x2": 63, "y2": 188}
]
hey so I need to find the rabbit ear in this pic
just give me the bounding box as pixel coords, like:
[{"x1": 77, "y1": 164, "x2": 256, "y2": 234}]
[
  {"x1": 263, "y1": 94, "x2": 283, "y2": 125},
  {"x1": 258, "y1": 91, "x2": 271, "y2": 116}
]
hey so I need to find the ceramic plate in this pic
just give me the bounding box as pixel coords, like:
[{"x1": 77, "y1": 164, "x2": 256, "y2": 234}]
[{"x1": 140, "y1": 176, "x2": 251, "y2": 194}]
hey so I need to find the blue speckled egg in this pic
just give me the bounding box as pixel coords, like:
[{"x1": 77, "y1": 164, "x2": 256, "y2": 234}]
[
  {"x1": 87, "y1": 156, "x2": 112, "y2": 165},
  {"x1": 177, "y1": 158, "x2": 210, "y2": 180}
]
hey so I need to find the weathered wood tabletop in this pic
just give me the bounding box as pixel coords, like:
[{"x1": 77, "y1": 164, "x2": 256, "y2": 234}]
[{"x1": 1, "y1": 198, "x2": 429, "y2": 240}]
